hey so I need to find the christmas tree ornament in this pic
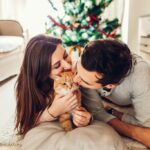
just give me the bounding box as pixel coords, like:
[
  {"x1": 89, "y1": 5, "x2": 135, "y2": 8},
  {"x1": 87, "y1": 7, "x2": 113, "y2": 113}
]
[{"x1": 47, "y1": 0, "x2": 121, "y2": 48}]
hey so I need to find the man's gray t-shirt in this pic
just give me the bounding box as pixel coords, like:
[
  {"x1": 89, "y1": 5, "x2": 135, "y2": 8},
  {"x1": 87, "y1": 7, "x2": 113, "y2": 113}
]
[{"x1": 81, "y1": 55, "x2": 150, "y2": 127}]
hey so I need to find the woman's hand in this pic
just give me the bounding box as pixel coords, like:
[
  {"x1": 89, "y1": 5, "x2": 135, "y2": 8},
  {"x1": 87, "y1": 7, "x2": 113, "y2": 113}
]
[
  {"x1": 48, "y1": 93, "x2": 78, "y2": 117},
  {"x1": 72, "y1": 107, "x2": 92, "y2": 127}
]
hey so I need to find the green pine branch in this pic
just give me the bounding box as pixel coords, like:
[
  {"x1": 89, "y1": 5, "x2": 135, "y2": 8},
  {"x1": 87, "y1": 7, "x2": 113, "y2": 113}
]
[{"x1": 46, "y1": 0, "x2": 121, "y2": 47}]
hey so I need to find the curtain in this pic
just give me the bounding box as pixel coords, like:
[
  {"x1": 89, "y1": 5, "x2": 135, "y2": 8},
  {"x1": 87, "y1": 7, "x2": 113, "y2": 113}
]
[{"x1": 0, "y1": 0, "x2": 127, "y2": 40}]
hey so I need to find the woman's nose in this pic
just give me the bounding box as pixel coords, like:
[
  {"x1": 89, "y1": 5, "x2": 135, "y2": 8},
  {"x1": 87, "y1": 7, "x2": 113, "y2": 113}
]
[{"x1": 62, "y1": 60, "x2": 71, "y2": 70}]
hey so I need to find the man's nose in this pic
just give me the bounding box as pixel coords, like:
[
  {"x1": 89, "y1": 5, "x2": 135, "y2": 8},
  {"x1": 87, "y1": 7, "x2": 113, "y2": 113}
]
[{"x1": 62, "y1": 60, "x2": 71, "y2": 70}]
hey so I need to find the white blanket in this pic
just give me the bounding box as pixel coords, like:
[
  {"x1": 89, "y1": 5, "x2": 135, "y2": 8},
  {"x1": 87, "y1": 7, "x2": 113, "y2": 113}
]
[{"x1": 21, "y1": 121, "x2": 127, "y2": 150}]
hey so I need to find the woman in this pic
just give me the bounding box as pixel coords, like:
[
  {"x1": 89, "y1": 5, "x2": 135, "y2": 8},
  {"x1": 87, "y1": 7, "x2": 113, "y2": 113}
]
[
  {"x1": 16, "y1": 34, "x2": 91, "y2": 134},
  {"x1": 16, "y1": 34, "x2": 127, "y2": 150}
]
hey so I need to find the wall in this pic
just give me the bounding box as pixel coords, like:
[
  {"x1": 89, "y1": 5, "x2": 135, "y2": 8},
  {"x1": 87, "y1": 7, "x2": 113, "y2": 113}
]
[
  {"x1": 128, "y1": 0, "x2": 150, "y2": 53},
  {"x1": 19, "y1": 0, "x2": 64, "y2": 38},
  {"x1": 0, "y1": 0, "x2": 2, "y2": 18},
  {"x1": 0, "y1": 0, "x2": 16, "y2": 19},
  {"x1": 97, "y1": 0, "x2": 128, "y2": 43},
  {"x1": 0, "y1": 0, "x2": 56, "y2": 37}
]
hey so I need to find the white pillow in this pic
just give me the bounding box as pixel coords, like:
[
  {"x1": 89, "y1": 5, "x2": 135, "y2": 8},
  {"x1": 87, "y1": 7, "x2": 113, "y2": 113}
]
[{"x1": 0, "y1": 36, "x2": 24, "y2": 53}]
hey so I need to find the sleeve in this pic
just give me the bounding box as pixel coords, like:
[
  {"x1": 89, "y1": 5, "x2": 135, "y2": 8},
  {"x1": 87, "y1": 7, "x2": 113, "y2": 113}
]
[
  {"x1": 122, "y1": 62, "x2": 150, "y2": 127},
  {"x1": 80, "y1": 87, "x2": 116, "y2": 123}
]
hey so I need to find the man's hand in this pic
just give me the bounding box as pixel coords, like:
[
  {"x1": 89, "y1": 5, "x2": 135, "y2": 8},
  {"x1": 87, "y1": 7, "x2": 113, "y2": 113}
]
[
  {"x1": 108, "y1": 118, "x2": 150, "y2": 148},
  {"x1": 111, "y1": 109, "x2": 123, "y2": 120},
  {"x1": 72, "y1": 107, "x2": 92, "y2": 127}
]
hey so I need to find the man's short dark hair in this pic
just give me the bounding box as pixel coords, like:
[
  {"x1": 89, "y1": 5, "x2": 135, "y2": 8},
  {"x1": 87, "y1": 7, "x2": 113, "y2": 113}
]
[{"x1": 81, "y1": 39, "x2": 133, "y2": 86}]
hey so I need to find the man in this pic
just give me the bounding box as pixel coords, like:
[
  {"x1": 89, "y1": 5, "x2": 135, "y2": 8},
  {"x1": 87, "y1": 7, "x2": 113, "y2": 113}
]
[{"x1": 74, "y1": 39, "x2": 150, "y2": 148}]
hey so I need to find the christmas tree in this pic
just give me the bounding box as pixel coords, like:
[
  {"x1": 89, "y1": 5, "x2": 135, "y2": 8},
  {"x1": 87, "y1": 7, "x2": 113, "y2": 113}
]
[{"x1": 46, "y1": 0, "x2": 121, "y2": 48}]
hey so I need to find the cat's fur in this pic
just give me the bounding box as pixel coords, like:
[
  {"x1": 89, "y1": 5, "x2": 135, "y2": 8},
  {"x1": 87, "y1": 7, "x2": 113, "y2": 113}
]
[{"x1": 54, "y1": 71, "x2": 81, "y2": 131}]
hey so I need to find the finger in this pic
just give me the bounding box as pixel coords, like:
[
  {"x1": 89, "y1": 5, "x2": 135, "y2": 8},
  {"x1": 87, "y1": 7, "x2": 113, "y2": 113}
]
[
  {"x1": 67, "y1": 96, "x2": 78, "y2": 105},
  {"x1": 65, "y1": 94, "x2": 76, "y2": 103},
  {"x1": 55, "y1": 94, "x2": 64, "y2": 99},
  {"x1": 70, "y1": 94, "x2": 77, "y2": 100},
  {"x1": 73, "y1": 110, "x2": 89, "y2": 118},
  {"x1": 73, "y1": 118, "x2": 82, "y2": 127},
  {"x1": 66, "y1": 100, "x2": 78, "y2": 111},
  {"x1": 72, "y1": 109, "x2": 77, "y2": 114},
  {"x1": 75, "y1": 107, "x2": 87, "y2": 111},
  {"x1": 73, "y1": 119, "x2": 80, "y2": 127},
  {"x1": 73, "y1": 105, "x2": 81, "y2": 111},
  {"x1": 70, "y1": 102, "x2": 78, "y2": 110},
  {"x1": 73, "y1": 121, "x2": 83, "y2": 127},
  {"x1": 62, "y1": 92, "x2": 73, "y2": 100},
  {"x1": 73, "y1": 118, "x2": 88, "y2": 127},
  {"x1": 73, "y1": 114, "x2": 87, "y2": 124}
]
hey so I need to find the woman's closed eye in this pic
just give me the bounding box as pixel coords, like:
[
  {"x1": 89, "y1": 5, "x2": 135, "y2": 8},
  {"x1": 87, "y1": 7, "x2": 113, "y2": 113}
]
[
  {"x1": 52, "y1": 51, "x2": 68, "y2": 69},
  {"x1": 52, "y1": 61, "x2": 61, "y2": 69}
]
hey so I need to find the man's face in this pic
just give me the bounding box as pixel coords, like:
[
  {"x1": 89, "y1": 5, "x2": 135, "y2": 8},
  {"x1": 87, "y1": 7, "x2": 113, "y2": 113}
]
[{"x1": 74, "y1": 61, "x2": 103, "y2": 89}]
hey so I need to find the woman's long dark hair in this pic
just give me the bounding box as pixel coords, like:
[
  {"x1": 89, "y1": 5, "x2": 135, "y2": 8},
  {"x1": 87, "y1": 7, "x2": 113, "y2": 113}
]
[{"x1": 15, "y1": 34, "x2": 61, "y2": 136}]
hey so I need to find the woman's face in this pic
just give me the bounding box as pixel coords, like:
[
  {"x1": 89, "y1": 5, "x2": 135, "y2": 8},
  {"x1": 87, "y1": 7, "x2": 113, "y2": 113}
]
[{"x1": 50, "y1": 44, "x2": 71, "y2": 79}]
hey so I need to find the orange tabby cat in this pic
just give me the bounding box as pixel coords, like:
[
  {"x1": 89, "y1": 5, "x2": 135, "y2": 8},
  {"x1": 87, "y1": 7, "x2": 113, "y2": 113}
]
[{"x1": 54, "y1": 71, "x2": 81, "y2": 131}]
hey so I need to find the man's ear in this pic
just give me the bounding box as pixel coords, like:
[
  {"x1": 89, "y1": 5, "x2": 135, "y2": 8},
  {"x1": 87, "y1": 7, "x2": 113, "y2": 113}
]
[{"x1": 105, "y1": 84, "x2": 116, "y2": 89}]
